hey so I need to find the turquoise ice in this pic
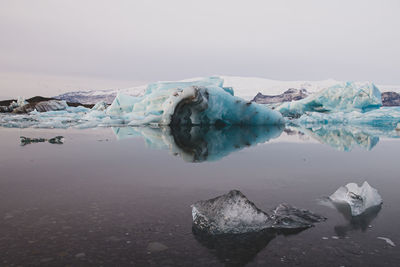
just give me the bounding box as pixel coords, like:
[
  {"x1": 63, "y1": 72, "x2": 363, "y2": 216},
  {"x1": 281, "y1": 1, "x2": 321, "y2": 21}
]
[
  {"x1": 276, "y1": 82, "x2": 382, "y2": 117},
  {"x1": 107, "y1": 77, "x2": 284, "y2": 126}
]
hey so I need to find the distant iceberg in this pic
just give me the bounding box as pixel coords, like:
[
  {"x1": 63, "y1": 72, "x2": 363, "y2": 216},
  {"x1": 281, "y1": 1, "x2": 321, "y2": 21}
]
[
  {"x1": 276, "y1": 82, "x2": 382, "y2": 117},
  {"x1": 296, "y1": 107, "x2": 400, "y2": 128}
]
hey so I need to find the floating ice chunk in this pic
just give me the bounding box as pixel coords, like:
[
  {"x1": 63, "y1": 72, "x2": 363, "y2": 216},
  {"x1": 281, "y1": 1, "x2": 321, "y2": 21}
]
[
  {"x1": 191, "y1": 190, "x2": 271, "y2": 235},
  {"x1": 276, "y1": 82, "x2": 382, "y2": 117},
  {"x1": 191, "y1": 190, "x2": 325, "y2": 235},
  {"x1": 329, "y1": 182, "x2": 382, "y2": 216},
  {"x1": 270, "y1": 203, "x2": 327, "y2": 229},
  {"x1": 91, "y1": 101, "x2": 108, "y2": 111},
  {"x1": 20, "y1": 136, "x2": 64, "y2": 146},
  {"x1": 377, "y1": 237, "x2": 396, "y2": 247}
]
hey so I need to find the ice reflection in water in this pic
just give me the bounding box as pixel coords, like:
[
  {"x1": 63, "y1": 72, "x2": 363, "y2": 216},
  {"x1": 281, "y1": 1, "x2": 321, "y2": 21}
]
[
  {"x1": 287, "y1": 124, "x2": 400, "y2": 152},
  {"x1": 112, "y1": 123, "x2": 400, "y2": 162},
  {"x1": 112, "y1": 125, "x2": 284, "y2": 162},
  {"x1": 332, "y1": 203, "x2": 382, "y2": 237},
  {"x1": 192, "y1": 228, "x2": 303, "y2": 267}
]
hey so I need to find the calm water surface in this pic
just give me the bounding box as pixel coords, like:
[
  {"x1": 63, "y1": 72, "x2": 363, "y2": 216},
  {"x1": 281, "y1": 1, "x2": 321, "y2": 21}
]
[{"x1": 0, "y1": 126, "x2": 399, "y2": 266}]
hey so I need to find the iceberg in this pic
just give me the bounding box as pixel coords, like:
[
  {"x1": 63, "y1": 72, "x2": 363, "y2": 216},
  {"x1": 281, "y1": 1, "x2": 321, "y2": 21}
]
[
  {"x1": 10, "y1": 100, "x2": 69, "y2": 114},
  {"x1": 328, "y1": 182, "x2": 382, "y2": 216},
  {"x1": 296, "y1": 107, "x2": 400, "y2": 128},
  {"x1": 106, "y1": 77, "x2": 284, "y2": 126},
  {"x1": 276, "y1": 82, "x2": 382, "y2": 117},
  {"x1": 191, "y1": 190, "x2": 325, "y2": 235}
]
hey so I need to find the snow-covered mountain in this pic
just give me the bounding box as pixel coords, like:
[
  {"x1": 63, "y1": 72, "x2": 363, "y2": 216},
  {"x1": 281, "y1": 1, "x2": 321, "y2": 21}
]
[{"x1": 54, "y1": 76, "x2": 400, "y2": 104}]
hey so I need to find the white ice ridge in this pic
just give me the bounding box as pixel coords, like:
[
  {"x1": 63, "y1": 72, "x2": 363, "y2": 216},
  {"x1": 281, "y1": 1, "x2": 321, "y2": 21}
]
[
  {"x1": 106, "y1": 77, "x2": 284, "y2": 126},
  {"x1": 329, "y1": 182, "x2": 383, "y2": 216},
  {"x1": 276, "y1": 82, "x2": 382, "y2": 117}
]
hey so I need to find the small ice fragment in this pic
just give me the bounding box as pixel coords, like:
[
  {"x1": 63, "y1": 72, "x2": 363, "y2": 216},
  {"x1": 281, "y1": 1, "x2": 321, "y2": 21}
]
[
  {"x1": 147, "y1": 242, "x2": 168, "y2": 252},
  {"x1": 75, "y1": 252, "x2": 86, "y2": 258},
  {"x1": 329, "y1": 181, "x2": 382, "y2": 216},
  {"x1": 331, "y1": 236, "x2": 339, "y2": 239},
  {"x1": 322, "y1": 237, "x2": 329, "y2": 240},
  {"x1": 377, "y1": 237, "x2": 396, "y2": 247},
  {"x1": 191, "y1": 190, "x2": 325, "y2": 235},
  {"x1": 20, "y1": 136, "x2": 64, "y2": 146},
  {"x1": 271, "y1": 203, "x2": 326, "y2": 229}
]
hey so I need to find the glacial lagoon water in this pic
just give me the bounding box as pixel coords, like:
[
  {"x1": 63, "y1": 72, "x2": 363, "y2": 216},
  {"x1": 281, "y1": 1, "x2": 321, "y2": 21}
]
[{"x1": 0, "y1": 126, "x2": 399, "y2": 266}]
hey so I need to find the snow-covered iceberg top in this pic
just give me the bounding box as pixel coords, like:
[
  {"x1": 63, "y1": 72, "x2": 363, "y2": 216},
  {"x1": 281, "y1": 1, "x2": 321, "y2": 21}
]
[
  {"x1": 328, "y1": 182, "x2": 383, "y2": 216},
  {"x1": 191, "y1": 190, "x2": 325, "y2": 235},
  {"x1": 276, "y1": 82, "x2": 382, "y2": 117},
  {"x1": 106, "y1": 77, "x2": 284, "y2": 126}
]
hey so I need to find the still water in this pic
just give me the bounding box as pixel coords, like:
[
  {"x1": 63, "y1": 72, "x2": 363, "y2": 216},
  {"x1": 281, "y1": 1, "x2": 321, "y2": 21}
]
[{"x1": 0, "y1": 126, "x2": 399, "y2": 266}]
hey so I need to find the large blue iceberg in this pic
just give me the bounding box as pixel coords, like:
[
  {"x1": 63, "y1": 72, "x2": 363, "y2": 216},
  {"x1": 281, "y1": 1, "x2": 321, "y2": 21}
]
[{"x1": 107, "y1": 77, "x2": 284, "y2": 126}]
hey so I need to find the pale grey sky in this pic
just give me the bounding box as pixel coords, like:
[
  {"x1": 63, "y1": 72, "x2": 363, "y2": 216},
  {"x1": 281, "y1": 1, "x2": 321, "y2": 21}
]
[{"x1": 0, "y1": 0, "x2": 399, "y2": 98}]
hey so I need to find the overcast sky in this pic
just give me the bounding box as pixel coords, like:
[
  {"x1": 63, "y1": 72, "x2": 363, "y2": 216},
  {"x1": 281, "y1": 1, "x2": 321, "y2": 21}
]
[{"x1": 0, "y1": 0, "x2": 399, "y2": 98}]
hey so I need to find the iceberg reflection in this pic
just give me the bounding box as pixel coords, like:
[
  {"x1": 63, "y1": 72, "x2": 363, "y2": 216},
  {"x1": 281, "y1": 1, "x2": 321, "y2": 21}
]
[
  {"x1": 332, "y1": 203, "x2": 382, "y2": 237},
  {"x1": 112, "y1": 125, "x2": 283, "y2": 162},
  {"x1": 288, "y1": 124, "x2": 399, "y2": 152},
  {"x1": 192, "y1": 228, "x2": 303, "y2": 266}
]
